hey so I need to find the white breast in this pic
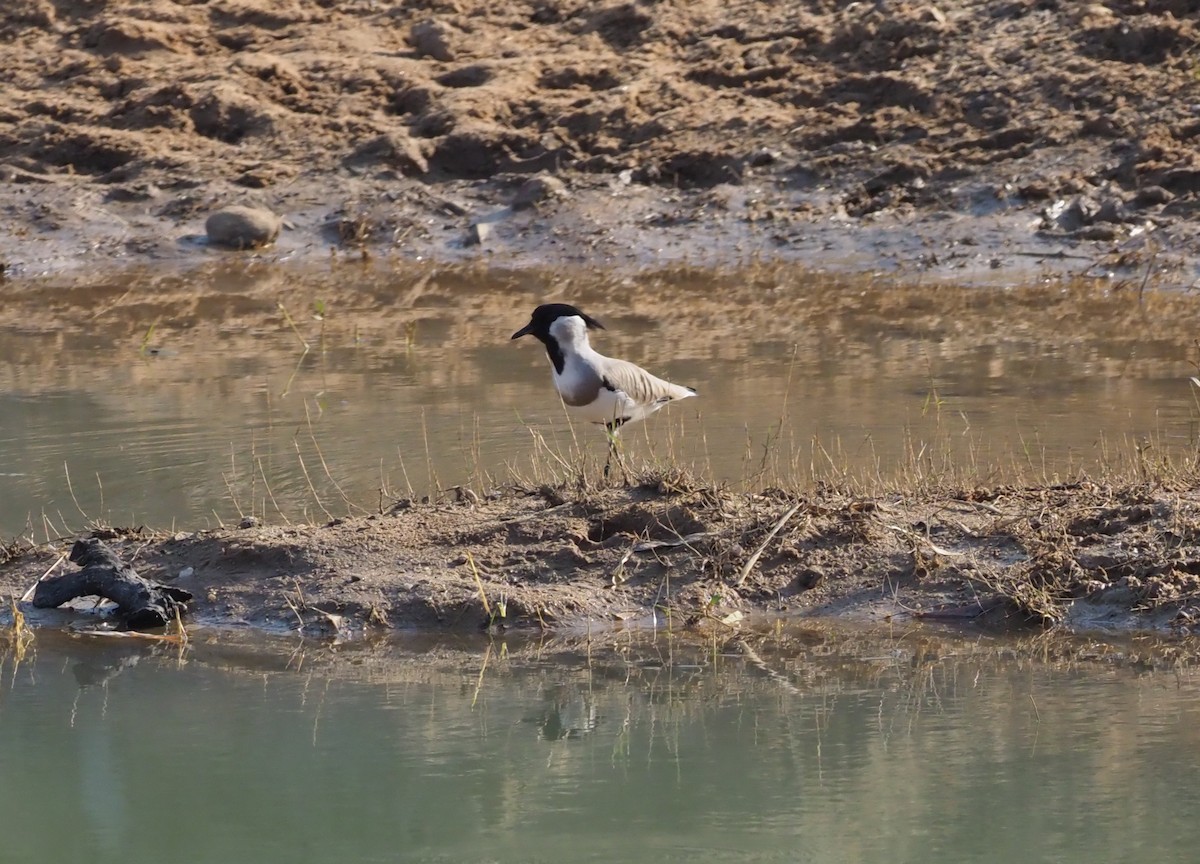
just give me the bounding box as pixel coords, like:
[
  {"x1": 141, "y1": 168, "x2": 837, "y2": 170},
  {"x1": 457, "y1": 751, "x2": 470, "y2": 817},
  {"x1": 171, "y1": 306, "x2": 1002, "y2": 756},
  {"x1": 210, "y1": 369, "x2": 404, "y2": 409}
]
[{"x1": 552, "y1": 354, "x2": 631, "y2": 425}]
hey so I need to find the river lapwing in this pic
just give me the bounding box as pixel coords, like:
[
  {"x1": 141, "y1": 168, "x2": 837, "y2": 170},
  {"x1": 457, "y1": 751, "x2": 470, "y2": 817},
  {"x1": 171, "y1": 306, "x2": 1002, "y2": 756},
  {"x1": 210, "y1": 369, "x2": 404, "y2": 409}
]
[{"x1": 512, "y1": 303, "x2": 697, "y2": 478}]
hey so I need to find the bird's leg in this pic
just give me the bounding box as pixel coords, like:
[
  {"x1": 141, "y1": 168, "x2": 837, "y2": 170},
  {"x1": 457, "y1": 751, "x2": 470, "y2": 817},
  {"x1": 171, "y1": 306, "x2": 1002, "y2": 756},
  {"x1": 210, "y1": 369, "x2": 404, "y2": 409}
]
[
  {"x1": 603, "y1": 424, "x2": 617, "y2": 481},
  {"x1": 603, "y1": 423, "x2": 629, "y2": 486}
]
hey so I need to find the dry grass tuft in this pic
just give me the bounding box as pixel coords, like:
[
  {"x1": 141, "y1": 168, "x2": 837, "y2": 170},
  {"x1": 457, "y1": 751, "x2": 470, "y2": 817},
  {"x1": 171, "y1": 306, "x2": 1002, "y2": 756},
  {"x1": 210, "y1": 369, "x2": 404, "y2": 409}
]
[{"x1": 4, "y1": 596, "x2": 35, "y2": 666}]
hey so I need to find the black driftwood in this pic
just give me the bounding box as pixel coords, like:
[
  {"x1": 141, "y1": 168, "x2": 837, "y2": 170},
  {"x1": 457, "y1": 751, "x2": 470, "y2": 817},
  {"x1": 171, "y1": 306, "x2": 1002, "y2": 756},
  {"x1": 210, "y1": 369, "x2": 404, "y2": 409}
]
[{"x1": 32, "y1": 539, "x2": 193, "y2": 629}]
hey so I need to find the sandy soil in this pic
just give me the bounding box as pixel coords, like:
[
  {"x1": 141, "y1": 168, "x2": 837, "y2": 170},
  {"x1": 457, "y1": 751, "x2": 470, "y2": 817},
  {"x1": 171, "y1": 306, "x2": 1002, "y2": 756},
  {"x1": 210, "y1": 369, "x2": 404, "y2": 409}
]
[
  {"x1": 1, "y1": 0, "x2": 1199, "y2": 283},
  {"x1": 5, "y1": 472, "x2": 1200, "y2": 637}
]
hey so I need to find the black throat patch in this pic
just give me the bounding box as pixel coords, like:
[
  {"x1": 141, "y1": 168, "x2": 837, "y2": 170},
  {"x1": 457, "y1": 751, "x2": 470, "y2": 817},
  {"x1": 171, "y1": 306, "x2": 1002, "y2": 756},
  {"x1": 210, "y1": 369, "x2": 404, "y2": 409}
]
[{"x1": 543, "y1": 336, "x2": 565, "y2": 375}]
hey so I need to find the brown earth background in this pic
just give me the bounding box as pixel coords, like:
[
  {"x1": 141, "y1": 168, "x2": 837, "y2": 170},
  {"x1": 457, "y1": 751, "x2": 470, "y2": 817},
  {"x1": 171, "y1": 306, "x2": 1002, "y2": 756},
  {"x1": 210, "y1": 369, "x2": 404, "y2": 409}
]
[{"x1": 1, "y1": 0, "x2": 1199, "y2": 280}]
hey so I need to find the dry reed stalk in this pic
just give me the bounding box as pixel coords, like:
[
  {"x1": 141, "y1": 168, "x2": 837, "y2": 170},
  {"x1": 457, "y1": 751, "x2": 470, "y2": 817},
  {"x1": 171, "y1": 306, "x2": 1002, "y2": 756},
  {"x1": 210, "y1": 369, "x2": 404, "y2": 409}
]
[
  {"x1": 736, "y1": 502, "x2": 802, "y2": 586},
  {"x1": 20, "y1": 551, "x2": 68, "y2": 603},
  {"x1": 293, "y1": 438, "x2": 335, "y2": 522},
  {"x1": 467, "y1": 552, "x2": 493, "y2": 620}
]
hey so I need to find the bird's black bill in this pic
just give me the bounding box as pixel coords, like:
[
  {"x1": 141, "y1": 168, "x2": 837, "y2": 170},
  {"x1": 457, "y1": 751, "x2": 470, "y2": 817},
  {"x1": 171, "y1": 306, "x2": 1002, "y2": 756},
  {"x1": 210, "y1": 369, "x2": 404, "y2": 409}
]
[{"x1": 511, "y1": 322, "x2": 534, "y2": 340}]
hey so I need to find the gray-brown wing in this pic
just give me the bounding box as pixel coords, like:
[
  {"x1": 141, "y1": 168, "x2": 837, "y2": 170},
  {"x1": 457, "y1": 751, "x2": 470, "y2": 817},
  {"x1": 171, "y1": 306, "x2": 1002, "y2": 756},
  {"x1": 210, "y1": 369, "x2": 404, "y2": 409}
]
[{"x1": 599, "y1": 357, "x2": 695, "y2": 406}]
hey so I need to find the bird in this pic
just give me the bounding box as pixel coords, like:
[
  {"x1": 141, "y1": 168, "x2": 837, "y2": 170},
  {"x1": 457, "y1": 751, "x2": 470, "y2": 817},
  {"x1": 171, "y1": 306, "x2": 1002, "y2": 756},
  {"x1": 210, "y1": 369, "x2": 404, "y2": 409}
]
[{"x1": 512, "y1": 303, "x2": 697, "y2": 479}]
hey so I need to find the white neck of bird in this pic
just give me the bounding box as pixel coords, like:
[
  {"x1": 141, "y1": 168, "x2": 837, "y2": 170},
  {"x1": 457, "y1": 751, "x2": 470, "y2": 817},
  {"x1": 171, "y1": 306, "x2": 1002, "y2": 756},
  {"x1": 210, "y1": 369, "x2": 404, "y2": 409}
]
[{"x1": 548, "y1": 316, "x2": 593, "y2": 354}]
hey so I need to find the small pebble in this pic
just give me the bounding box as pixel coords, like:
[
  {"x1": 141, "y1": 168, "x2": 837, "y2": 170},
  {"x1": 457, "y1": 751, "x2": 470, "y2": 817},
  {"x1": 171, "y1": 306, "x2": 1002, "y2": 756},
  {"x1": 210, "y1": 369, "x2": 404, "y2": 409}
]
[
  {"x1": 465, "y1": 220, "x2": 493, "y2": 245},
  {"x1": 205, "y1": 205, "x2": 281, "y2": 249}
]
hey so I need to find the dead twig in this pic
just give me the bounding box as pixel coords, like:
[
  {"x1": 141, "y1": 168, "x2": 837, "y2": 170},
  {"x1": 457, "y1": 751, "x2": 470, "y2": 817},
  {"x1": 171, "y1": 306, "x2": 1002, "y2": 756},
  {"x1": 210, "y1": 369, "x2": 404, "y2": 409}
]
[
  {"x1": 884, "y1": 523, "x2": 966, "y2": 557},
  {"x1": 736, "y1": 502, "x2": 802, "y2": 586},
  {"x1": 633, "y1": 532, "x2": 709, "y2": 552},
  {"x1": 20, "y1": 551, "x2": 69, "y2": 603}
]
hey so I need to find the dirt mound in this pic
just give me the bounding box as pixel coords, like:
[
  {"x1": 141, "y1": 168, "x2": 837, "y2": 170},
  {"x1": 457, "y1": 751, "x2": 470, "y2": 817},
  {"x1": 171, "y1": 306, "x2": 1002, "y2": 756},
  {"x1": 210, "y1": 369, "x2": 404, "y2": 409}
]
[{"x1": 6, "y1": 476, "x2": 1200, "y2": 637}]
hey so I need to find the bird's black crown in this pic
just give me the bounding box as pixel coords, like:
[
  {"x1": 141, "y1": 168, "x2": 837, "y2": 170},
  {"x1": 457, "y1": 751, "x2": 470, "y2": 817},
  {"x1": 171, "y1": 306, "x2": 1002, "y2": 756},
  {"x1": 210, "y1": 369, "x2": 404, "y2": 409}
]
[{"x1": 511, "y1": 303, "x2": 605, "y2": 342}]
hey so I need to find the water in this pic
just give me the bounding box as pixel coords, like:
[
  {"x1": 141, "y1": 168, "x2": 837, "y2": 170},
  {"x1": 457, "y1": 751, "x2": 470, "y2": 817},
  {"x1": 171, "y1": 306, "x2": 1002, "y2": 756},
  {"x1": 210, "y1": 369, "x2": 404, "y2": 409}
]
[
  {"x1": 1, "y1": 627, "x2": 1198, "y2": 863},
  {"x1": 2, "y1": 263, "x2": 1198, "y2": 535}
]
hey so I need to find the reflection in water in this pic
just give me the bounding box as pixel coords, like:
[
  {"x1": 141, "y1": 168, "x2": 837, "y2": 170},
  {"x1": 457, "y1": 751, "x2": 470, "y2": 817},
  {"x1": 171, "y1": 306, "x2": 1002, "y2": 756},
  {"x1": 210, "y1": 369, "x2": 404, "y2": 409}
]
[
  {"x1": 526, "y1": 684, "x2": 599, "y2": 741},
  {"x1": 0, "y1": 627, "x2": 1199, "y2": 863},
  {"x1": 1, "y1": 264, "x2": 1199, "y2": 534}
]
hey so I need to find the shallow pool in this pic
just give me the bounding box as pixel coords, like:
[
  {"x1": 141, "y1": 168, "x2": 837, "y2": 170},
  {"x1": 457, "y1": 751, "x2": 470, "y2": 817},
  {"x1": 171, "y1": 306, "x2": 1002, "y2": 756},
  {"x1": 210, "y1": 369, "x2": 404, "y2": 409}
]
[
  {"x1": 2, "y1": 264, "x2": 1196, "y2": 536},
  {"x1": 1, "y1": 626, "x2": 1197, "y2": 863}
]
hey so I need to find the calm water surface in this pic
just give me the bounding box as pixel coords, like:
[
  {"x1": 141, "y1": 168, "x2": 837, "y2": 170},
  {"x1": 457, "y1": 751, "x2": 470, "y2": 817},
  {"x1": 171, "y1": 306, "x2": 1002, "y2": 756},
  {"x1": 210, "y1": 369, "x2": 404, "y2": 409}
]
[
  {"x1": 1, "y1": 264, "x2": 1197, "y2": 535},
  {"x1": 1, "y1": 627, "x2": 1198, "y2": 863}
]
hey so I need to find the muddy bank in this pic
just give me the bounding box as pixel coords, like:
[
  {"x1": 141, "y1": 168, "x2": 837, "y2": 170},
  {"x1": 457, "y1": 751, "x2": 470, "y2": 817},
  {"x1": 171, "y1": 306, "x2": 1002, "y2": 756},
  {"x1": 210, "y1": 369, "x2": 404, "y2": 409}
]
[
  {"x1": 5, "y1": 473, "x2": 1200, "y2": 636},
  {"x1": 2, "y1": 1, "x2": 1199, "y2": 284}
]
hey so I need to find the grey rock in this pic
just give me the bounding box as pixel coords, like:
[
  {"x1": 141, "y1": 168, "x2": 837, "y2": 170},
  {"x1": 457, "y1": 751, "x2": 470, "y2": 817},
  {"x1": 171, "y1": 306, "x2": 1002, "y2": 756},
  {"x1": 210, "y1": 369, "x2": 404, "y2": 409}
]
[
  {"x1": 1094, "y1": 197, "x2": 1129, "y2": 224},
  {"x1": 1048, "y1": 196, "x2": 1099, "y2": 232},
  {"x1": 205, "y1": 205, "x2": 281, "y2": 249},
  {"x1": 465, "y1": 221, "x2": 493, "y2": 246}
]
